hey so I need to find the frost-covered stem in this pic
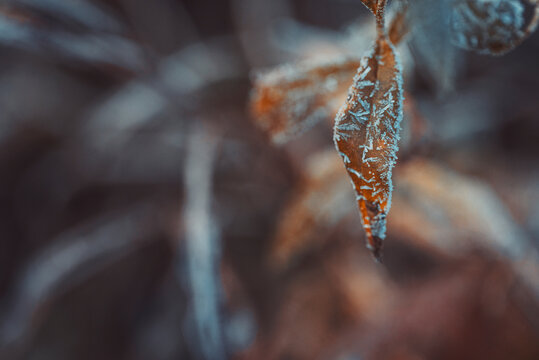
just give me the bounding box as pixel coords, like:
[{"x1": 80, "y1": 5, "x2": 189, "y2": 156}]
[{"x1": 375, "y1": 0, "x2": 387, "y2": 36}]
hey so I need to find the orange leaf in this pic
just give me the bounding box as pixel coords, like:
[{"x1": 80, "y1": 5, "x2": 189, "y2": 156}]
[
  {"x1": 334, "y1": 35, "x2": 404, "y2": 261},
  {"x1": 250, "y1": 58, "x2": 361, "y2": 144}
]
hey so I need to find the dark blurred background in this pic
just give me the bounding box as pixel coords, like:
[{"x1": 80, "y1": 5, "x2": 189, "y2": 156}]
[{"x1": 0, "y1": 0, "x2": 538, "y2": 359}]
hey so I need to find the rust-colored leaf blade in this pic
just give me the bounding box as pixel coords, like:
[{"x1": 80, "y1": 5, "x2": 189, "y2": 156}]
[
  {"x1": 333, "y1": 36, "x2": 404, "y2": 261},
  {"x1": 250, "y1": 58, "x2": 361, "y2": 144}
]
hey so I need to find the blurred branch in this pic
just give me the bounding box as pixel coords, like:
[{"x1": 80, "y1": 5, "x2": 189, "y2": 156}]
[
  {"x1": 4, "y1": 0, "x2": 124, "y2": 33},
  {"x1": 182, "y1": 126, "x2": 226, "y2": 360},
  {"x1": 0, "y1": 6, "x2": 147, "y2": 73}
]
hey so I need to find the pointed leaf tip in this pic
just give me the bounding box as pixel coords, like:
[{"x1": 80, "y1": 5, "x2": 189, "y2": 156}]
[{"x1": 370, "y1": 235, "x2": 384, "y2": 263}]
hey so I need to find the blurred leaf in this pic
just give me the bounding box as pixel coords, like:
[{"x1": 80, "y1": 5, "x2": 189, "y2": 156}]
[
  {"x1": 390, "y1": 159, "x2": 539, "y2": 295},
  {"x1": 0, "y1": 11, "x2": 146, "y2": 72},
  {"x1": 451, "y1": 0, "x2": 539, "y2": 55},
  {"x1": 451, "y1": 0, "x2": 524, "y2": 54},
  {"x1": 9, "y1": 0, "x2": 123, "y2": 33},
  {"x1": 269, "y1": 150, "x2": 356, "y2": 269},
  {"x1": 407, "y1": 0, "x2": 457, "y2": 94},
  {"x1": 388, "y1": 1, "x2": 409, "y2": 45},
  {"x1": 0, "y1": 205, "x2": 163, "y2": 353},
  {"x1": 250, "y1": 57, "x2": 361, "y2": 144}
]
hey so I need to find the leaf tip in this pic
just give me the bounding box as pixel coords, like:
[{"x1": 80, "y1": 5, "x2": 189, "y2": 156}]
[{"x1": 368, "y1": 235, "x2": 384, "y2": 263}]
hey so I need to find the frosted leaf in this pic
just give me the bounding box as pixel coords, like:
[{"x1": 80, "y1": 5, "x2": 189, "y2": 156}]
[
  {"x1": 250, "y1": 57, "x2": 361, "y2": 144},
  {"x1": 451, "y1": 0, "x2": 523, "y2": 54},
  {"x1": 451, "y1": 0, "x2": 539, "y2": 55},
  {"x1": 334, "y1": 35, "x2": 404, "y2": 261}
]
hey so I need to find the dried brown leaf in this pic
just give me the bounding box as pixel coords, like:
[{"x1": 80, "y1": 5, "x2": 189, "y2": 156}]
[
  {"x1": 334, "y1": 35, "x2": 404, "y2": 261},
  {"x1": 390, "y1": 159, "x2": 539, "y2": 296},
  {"x1": 269, "y1": 150, "x2": 357, "y2": 269},
  {"x1": 250, "y1": 58, "x2": 361, "y2": 144}
]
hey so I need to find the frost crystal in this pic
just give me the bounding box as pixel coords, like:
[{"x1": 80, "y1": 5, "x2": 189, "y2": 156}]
[{"x1": 334, "y1": 35, "x2": 404, "y2": 261}]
